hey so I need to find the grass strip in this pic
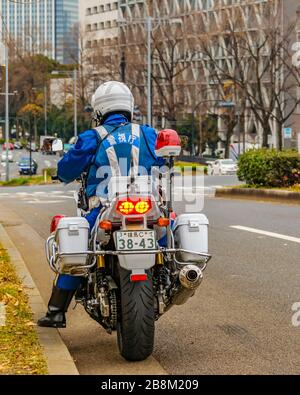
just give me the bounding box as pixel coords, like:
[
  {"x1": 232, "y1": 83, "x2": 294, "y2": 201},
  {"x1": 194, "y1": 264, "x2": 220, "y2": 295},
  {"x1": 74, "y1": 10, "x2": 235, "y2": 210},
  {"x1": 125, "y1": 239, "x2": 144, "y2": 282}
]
[
  {"x1": 0, "y1": 176, "x2": 51, "y2": 187},
  {"x1": 0, "y1": 245, "x2": 48, "y2": 375}
]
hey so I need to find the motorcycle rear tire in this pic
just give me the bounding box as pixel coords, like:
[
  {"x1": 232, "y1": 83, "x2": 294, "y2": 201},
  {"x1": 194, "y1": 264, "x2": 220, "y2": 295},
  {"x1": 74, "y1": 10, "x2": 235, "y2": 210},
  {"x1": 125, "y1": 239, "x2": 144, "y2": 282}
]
[{"x1": 117, "y1": 265, "x2": 155, "y2": 362}]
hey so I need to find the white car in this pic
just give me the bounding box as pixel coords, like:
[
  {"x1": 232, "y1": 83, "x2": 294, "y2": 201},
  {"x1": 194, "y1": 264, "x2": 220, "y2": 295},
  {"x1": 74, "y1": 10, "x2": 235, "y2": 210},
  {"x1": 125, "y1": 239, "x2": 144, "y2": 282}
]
[
  {"x1": 1, "y1": 151, "x2": 13, "y2": 163},
  {"x1": 206, "y1": 161, "x2": 215, "y2": 175},
  {"x1": 212, "y1": 159, "x2": 237, "y2": 175}
]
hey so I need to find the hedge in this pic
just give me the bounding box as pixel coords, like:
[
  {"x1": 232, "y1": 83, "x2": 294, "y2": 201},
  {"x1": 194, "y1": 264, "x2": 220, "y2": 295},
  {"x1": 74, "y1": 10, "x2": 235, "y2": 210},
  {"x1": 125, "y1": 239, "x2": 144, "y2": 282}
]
[{"x1": 237, "y1": 149, "x2": 300, "y2": 188}]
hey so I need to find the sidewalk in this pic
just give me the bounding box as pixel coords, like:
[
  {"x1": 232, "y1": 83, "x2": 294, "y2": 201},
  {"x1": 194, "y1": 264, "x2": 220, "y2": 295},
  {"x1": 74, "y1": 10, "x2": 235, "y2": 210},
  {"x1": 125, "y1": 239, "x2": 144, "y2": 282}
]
[
  {"x1": 215, "y1": 186, "x2": 300, "y2": 204},
  {"x1": 0, "y1": 201, "x2": 168, "y2": 375},
  {"x1": 0, "y1": 221, "x2": 79, "y2": 375}
]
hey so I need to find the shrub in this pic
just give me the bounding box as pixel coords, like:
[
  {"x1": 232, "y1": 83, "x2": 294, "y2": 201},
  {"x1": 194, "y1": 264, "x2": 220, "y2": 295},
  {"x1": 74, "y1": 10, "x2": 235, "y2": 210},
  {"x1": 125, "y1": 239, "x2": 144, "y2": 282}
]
[
  {"x1": 237, "y1": 149, "x2": 300, "y2": 188},
  {"x1": 42, "y1": 167, "x2": 57, "y2": 177}
]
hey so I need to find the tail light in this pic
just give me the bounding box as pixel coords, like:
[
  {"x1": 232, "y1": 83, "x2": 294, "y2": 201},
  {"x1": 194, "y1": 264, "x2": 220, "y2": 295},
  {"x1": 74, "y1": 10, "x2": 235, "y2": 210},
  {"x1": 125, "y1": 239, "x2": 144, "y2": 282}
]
[
  {"x1": 117, "y1": 198, "x2": 152, "y2": 216},
  {"x1": 50, "y1": 215, "x2": 65, "y2": 233}
]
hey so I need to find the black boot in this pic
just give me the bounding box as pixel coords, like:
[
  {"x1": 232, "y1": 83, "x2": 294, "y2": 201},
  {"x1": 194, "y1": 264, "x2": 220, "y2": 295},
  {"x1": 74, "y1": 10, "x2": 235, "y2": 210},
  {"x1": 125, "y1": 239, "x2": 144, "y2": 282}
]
[{"x1": 38, "y1": 286, "x2": 75, "y2": 328}]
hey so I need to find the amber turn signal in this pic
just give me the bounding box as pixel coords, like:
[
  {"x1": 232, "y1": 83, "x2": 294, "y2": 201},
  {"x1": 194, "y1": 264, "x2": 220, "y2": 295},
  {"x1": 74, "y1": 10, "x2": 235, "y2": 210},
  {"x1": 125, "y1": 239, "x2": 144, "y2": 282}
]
[
  {"x1": 99, "y1": 220, "x2": 112, "y2": 231},
  {"x1": 157, "y1": 217, "x2": 170, "y2": 227}
]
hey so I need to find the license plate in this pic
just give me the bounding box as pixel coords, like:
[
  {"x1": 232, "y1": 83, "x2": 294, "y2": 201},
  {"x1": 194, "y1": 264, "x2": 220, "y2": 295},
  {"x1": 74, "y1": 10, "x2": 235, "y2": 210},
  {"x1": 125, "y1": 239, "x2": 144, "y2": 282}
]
[{"x1": 115, "y1": 230, "x2": 156, "y2": 251}]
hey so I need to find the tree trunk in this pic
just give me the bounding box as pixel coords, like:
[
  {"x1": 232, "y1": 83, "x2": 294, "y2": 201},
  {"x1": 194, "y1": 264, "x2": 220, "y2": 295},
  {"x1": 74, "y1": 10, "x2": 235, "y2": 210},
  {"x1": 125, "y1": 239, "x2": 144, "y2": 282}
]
[
  {"x1": 225, "y1": 125, "x2": 234, "y2": 159},
  {"x1": 34, "y1": 116, "x2": 38, "y2": 145},
  {"x1": 277, "y1": 122, "x2": 283, "y2": 151},
  {"x1": 262, "y1": 121, "x2": 272, "y2": 148}
]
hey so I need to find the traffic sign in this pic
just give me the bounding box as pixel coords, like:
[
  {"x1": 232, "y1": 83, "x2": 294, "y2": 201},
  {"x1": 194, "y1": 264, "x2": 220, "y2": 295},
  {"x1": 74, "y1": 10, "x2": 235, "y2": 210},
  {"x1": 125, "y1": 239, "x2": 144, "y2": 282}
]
[
  {"x1": 218, "y1": 101, "x2": 235, "y2": 108},
  {"x1": 284, "y1": 127, "x2": 292, "y2": 139}
]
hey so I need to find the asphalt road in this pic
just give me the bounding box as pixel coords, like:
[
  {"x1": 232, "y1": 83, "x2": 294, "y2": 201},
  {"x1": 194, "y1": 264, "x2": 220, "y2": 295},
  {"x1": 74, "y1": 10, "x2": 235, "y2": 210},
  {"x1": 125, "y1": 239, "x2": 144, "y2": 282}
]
[
  {"x1": 0, "y1": 148, "x2": 59, "y2": 180},
  {"x1": 0, "y1": 175, "x2": 299, "y2": 374}
]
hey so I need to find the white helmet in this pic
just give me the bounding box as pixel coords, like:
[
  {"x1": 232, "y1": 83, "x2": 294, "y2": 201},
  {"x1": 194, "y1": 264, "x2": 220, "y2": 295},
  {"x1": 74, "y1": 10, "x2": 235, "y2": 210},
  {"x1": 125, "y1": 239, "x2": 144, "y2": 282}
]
[{"x1": 92, "y1": 81, "x2": 134, "y2": 119}]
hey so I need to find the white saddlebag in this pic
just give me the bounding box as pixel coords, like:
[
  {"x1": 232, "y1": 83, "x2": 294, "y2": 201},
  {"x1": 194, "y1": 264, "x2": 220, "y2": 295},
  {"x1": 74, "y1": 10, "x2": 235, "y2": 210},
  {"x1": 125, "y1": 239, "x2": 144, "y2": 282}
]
[
  {"x1": 173, "y1": 213, "x2": 209, "y2": 263},
  {"x1": 55, "y1": 217, "x2": 89, "y2": 273}
]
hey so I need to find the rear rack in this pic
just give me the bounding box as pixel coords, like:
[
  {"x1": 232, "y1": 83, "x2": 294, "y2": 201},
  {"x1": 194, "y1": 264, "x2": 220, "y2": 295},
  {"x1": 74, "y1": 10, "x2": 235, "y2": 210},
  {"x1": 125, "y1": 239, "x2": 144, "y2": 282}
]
[{"x1": 46, "y1": 235, "x2": 212, "y2": 276}]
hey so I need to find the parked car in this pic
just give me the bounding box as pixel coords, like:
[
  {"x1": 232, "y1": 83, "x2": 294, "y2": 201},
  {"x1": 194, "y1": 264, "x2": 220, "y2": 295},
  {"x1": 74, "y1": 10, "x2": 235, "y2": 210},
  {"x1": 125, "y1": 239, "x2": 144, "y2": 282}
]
[
  {"x1": 13, "y1": 141, "x2": 23, "y2": 150},
  {"x1": 212, "y1": 159, "x2": 238, "y2": 175},
  {"x1": 206, "y1": 161, "x2": 215, "y2": 175},
  {"x1": 1, "y1": 151, "x2": 13, "y2": 162},
  {"x1": 18, "y1": 157, "x2": 38, "y2": 175},
  {"x1": 26, "y1": 142, "x2": 39, "y2": 152},
  {"x1": 2, "y1": 142, "x2": 14, "y2": 151}
]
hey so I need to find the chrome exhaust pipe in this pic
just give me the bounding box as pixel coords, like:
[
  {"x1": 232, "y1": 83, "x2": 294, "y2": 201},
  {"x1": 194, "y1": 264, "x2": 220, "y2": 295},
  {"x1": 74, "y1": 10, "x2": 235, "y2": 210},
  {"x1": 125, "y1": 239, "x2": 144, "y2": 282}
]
[
  {"x1": 171, "y1": 265, "x2": 203, "y2": 306},
  {"x1": 179, "y1": 265, "x2": 203, "y2": 290}
]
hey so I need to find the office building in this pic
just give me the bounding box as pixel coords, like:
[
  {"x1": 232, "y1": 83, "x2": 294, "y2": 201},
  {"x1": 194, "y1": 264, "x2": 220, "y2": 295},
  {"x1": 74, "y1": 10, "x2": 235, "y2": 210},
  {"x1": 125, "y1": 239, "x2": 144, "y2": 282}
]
[{"x1": 0, "y1": 0, "x2": 79, "y2": 64}]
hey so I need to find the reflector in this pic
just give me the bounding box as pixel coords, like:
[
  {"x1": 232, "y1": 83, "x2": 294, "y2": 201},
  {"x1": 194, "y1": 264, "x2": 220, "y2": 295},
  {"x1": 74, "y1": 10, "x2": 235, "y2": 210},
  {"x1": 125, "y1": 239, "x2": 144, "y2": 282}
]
[
  {"x1": 130, "y1": 274, "x2": 148, "y2": 282},
  {"x1": 157, "y1": 217, "x2": 170, "y2": 227},
  {"x1": 99, "y1": 220, "x2": 112, "y2": 231}
]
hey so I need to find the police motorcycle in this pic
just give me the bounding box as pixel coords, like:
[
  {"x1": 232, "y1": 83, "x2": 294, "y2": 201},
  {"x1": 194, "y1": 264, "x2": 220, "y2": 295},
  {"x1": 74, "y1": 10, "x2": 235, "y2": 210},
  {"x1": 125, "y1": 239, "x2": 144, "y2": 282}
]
[{"x1": 45, "y1": 131, "x2": 211, "y2": 362}]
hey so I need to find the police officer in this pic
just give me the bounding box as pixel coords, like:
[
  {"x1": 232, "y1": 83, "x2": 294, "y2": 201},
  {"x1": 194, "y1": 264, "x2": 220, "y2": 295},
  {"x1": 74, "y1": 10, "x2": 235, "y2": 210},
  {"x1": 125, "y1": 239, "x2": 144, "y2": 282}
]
[{"x1": 38, "y1": 81, "x2": 164, "y2": 328}]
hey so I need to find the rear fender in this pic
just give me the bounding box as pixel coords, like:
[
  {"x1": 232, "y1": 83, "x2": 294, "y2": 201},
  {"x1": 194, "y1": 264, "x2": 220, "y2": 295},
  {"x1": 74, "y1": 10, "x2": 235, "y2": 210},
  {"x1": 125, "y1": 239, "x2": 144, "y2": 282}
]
[{"x1": 117, "y1": 253, "x2": 156, "y2": 272}]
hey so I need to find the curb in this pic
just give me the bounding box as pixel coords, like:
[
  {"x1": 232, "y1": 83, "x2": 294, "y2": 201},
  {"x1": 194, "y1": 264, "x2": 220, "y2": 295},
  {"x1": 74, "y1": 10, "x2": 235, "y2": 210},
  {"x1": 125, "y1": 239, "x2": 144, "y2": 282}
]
[
  {"x1": 0, "y1": 224, "x2": 79, "y2": 375},
  {"x1": 215, "y1": 187, "x2": 300, "y2": 204}
]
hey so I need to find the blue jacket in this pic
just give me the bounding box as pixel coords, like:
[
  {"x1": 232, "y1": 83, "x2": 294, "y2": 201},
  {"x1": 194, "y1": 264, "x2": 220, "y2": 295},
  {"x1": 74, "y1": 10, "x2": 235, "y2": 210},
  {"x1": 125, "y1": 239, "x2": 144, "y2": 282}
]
[{"x1": 58, "y1": 114, "x2": 164, "y2": 198}]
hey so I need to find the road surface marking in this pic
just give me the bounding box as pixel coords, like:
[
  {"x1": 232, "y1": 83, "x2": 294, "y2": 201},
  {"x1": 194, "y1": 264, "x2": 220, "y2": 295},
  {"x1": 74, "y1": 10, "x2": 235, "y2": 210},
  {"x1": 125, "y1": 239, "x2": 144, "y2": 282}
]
[
  {"x1": 230, "y1": 225, "x2": 300, "y2": 244},
  {"x1": 26, "y1": 200, "x2": 63, "y2": 204},
  {"x1": 58, "y1": 195, "x2": 75, "y2": 199}
]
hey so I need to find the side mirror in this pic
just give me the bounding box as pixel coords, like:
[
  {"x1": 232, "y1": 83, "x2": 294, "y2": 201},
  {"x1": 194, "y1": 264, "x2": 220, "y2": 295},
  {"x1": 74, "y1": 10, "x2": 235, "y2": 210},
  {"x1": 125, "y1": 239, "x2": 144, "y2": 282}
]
[{"x1": 155, "y1": 129, "x2": 181, "y2": 158}]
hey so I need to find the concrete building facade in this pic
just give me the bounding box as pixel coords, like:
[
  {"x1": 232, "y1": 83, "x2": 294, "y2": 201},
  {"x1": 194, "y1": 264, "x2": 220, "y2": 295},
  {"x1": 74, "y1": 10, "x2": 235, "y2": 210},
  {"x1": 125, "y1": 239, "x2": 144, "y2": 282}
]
[
  {"x1": 79, "y1": 0, "x2": 120, "y2": 99},
  {"x1": 119, "y1": 0, "x2": 300, "y2": 153},
  {"x1": 79, "y1": 0, "x2": 119, "y2": 49}
]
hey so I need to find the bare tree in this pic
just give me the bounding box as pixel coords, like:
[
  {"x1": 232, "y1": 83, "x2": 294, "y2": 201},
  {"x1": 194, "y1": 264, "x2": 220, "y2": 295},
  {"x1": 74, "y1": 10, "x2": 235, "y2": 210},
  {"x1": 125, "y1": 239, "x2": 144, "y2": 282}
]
[
  {"x1": 151, "y1": 23, "x2": 195, "y2": 127},
  {"x1": 196, "y1": 2, "x2": 300, "y2": 151}
]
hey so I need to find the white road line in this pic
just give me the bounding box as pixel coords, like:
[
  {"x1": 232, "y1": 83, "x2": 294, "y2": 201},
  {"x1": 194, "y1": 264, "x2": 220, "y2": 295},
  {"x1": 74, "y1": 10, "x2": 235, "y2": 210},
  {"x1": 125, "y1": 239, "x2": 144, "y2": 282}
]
[
  {"x1": 58, "y1": 196, "x2": 75, "y2": 199},
  {"x1": 25, "y1": 200, "x2": 63, "y2": 204},
  {"x1": 230, "y1": 225, "x2": 300, "y2": 244}
]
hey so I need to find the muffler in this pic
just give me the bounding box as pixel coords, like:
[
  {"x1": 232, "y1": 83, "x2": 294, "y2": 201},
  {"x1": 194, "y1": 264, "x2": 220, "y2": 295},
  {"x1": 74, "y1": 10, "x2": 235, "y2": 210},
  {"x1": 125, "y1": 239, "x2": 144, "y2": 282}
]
[{"x1": 171, "y1": 265, "x2": 203, "y2": 306}]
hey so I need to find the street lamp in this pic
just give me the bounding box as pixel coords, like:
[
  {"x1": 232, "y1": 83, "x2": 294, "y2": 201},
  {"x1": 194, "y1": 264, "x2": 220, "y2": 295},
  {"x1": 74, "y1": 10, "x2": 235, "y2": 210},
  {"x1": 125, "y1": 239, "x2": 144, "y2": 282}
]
[
  {"x1": 44, "y1": 85, "x2": 48, "y2": 136},
  {"x1": 51, "y1": 69, "x2": 78, "y2": 138},
  {"x1": 5, "y1": 44, "x2": 9, "y2": 182},
  {"x1": 118, "y1": 17, "x2": 182, "y2": 126}
]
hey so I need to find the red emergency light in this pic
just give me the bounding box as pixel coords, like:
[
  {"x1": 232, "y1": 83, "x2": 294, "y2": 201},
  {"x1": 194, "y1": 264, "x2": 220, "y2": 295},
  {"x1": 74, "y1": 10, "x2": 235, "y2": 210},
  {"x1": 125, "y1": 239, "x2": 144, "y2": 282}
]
[{"x1": 155, "y1": 129, "x2": 181, "y2": 157}]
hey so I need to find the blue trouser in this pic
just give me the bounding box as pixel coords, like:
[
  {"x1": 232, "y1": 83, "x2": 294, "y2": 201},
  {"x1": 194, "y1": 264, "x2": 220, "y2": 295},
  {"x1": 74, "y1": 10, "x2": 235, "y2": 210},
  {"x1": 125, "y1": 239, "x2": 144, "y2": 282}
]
[{"x1": 55, "y1": 207, "x2": 102, "y2": 290}]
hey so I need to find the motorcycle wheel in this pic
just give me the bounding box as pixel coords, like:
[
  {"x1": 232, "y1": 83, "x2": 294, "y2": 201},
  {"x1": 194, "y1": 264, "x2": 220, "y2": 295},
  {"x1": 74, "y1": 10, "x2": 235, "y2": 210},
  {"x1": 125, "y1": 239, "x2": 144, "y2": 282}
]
[{"x1": 116, "y1": 265, "x2": 155, "y2": 361}]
